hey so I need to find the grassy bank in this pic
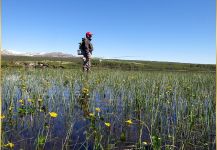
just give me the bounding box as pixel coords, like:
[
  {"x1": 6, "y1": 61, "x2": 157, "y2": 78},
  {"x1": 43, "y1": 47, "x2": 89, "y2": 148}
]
[{"x1": 1, "y1": 55, "x2": 215, "y2": 72}]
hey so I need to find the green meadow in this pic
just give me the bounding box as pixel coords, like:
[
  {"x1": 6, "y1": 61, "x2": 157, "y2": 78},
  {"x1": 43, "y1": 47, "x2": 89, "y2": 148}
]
[{"x1": 1, "y1": 55, "x2": 215, "y2": 71}]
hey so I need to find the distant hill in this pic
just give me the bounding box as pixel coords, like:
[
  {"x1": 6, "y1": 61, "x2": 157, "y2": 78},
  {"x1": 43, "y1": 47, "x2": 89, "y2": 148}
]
[{"x1": 1, "y1": 49, "x2": 75, "y2": 58}]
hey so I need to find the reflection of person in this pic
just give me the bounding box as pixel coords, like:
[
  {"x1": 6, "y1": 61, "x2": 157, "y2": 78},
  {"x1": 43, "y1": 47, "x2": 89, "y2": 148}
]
[{"x1": 81, "y1": 32, "x2": 93, "y2": 72}]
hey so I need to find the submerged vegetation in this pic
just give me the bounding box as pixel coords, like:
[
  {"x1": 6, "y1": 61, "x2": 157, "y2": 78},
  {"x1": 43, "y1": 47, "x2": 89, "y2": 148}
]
[{"x1": 1, "y1": 68, "x2": 215, "y2": 149}]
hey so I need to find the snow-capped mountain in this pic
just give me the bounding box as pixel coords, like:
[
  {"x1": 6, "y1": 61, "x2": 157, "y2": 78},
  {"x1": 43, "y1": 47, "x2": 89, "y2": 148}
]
[{"x1": 1, "y1": 49, "x2": 75, "y2": 57}]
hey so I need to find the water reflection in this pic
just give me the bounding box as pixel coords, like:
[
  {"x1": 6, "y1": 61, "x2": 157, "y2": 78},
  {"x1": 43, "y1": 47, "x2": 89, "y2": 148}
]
[{"x1": 2, "y1": 76, "x2": 180, "y2": 150}]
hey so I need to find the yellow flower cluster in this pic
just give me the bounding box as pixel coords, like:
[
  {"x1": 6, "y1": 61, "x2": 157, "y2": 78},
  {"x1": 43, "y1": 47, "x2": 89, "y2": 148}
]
[{"x1": 19, "y1": 99, "x2": 24, "y2": 106}]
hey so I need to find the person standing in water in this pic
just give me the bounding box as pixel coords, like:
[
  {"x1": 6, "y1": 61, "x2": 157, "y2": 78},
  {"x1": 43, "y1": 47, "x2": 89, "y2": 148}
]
[{"x1": 79, "y1": 32, "x2": 94, "y2": 72}]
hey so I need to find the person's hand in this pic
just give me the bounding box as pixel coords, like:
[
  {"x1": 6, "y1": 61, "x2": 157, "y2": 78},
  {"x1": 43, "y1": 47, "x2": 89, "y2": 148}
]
[{"x1": 88, "y1": 52, "x2": 91, "y2": 58}]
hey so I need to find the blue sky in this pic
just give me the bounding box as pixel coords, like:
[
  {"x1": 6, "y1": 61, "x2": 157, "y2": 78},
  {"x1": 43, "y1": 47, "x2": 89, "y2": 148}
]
[{"x1": 2, "y1": 0, "x2": 216, "y2": 64}]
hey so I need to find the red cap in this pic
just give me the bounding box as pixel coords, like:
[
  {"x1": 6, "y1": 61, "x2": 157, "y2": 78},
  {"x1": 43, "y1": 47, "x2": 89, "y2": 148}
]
[{"x1": 86, "y1": 32, "x2": 93, "y2": 37}]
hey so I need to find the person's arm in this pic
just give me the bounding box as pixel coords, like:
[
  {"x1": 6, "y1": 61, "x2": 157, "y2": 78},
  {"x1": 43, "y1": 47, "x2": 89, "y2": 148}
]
[{"x1": 89, "y1": 43, "x2": 93, "y2": 54}]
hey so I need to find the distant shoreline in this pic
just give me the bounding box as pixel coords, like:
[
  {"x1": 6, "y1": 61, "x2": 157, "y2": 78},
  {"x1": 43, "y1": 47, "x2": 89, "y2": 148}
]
[{"x1": 1, "y1": 55, "x2": 215, "y2": 72}]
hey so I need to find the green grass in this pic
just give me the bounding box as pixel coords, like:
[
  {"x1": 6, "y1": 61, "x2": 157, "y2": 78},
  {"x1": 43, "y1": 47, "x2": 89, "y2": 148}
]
[
  {"x1": 1, "y1": 68, "x2": 215, "y2": 149},
  {"x1": 1, "y1": 55, "x2": 216, "y2": 71}
]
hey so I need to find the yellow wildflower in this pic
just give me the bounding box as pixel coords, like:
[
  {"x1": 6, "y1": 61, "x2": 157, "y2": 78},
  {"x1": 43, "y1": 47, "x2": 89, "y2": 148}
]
[
  {"x1": 1, "y1": 115, "x2": 5, "y2": 119},
  {"x1": 28, "y1": 98, "x2": 34, "y2": 103},
  {"x1": 142, "y1": 141, "x2": 148, "y2": 145},
  {"x1": 49, "y1": 112, "x2": 58, "y2": 118},
  {"x1": 4, "y1": 142, "x2": 14, "y2": 148},
  {"x1": 19, "y1": 99, "x2": 24, "y2": 103},
  {"x1": 125, "y1": 119, "x2": 133, "y2": 125},
  {"x1": 89, "y1": 113, "x2": 94, "y2": 117},
  {"x1": 96, "y1": 79, "x2": 100, "y2": 84},
  {"x1": 82, "y1": 87, "x2": 89, "y2": 94},
  {"x1": 38, "y1": 99, "x2": 43, "y2": 102},
  {"x1": 104, "y1": 122, "x2": 111, "y2": 127},
  {"x1": 95, "y1": 107, "x2": 101, "y2": 112},
  {"x1": 9, "y1": 106, "x2": 13, "y2": 111}
]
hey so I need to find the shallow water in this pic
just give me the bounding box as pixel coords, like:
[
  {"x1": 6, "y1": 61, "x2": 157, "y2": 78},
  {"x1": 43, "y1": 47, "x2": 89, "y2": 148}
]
[{"x1": 1, "y1": 69, "x2": 216, "y2": 149}]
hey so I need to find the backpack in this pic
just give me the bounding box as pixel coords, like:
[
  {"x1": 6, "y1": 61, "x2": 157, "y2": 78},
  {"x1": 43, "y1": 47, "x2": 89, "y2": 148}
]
[{"x1": 77, "y1": 38, "x2": 85, "y2": 55}]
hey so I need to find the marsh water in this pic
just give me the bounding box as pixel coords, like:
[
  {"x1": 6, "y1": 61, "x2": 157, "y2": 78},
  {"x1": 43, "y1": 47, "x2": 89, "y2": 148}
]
[{"x1": 1, "y1": 69, "x2": 216, "y2": 150}]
